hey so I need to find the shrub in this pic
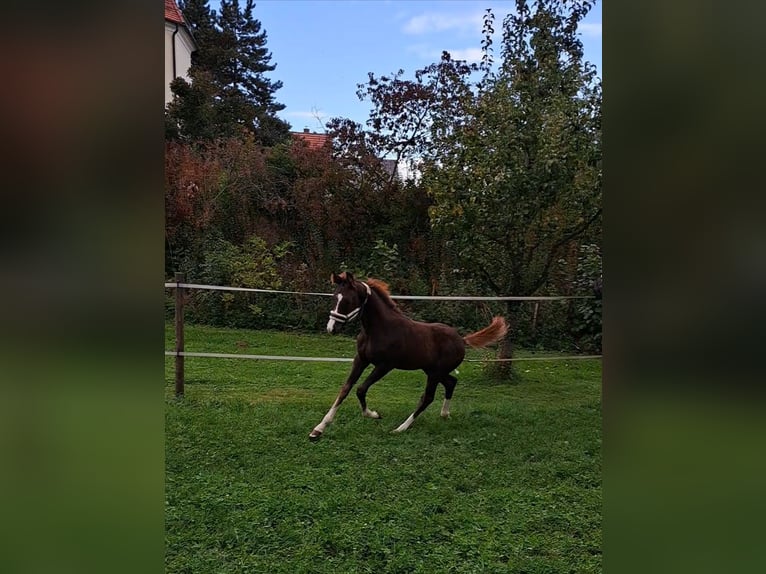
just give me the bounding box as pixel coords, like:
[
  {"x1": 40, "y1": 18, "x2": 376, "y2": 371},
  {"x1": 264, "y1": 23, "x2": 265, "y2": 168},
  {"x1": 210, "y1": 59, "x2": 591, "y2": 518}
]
[
  {"x1": 186, "y1": 235, "x2": 288, "y2": 328},
  {"x1": 571, "y1": 243, "x2": 602, "y2": 352}
]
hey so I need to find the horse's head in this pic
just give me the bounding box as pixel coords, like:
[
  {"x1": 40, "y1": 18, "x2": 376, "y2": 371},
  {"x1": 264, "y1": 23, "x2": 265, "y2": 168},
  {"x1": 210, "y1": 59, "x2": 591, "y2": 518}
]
[{"x1": 326, "y1": 271, "x2": 371, "y2": 334}]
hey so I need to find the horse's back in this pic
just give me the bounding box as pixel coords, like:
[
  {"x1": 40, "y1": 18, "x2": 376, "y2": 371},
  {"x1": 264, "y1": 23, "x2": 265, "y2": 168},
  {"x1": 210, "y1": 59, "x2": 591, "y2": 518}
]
[
  {"x1": 391, "y1": 319, "x2": 465, "y2": 372},
  {"x1": 356, "y1": 316, "x2": 465, "y2": 373}
]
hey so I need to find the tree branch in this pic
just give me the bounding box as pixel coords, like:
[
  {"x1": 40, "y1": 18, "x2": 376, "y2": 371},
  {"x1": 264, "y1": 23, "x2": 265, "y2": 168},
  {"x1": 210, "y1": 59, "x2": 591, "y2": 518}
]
[{"x1": 530, "y1": 206, "x2": 601, "y2": 294}]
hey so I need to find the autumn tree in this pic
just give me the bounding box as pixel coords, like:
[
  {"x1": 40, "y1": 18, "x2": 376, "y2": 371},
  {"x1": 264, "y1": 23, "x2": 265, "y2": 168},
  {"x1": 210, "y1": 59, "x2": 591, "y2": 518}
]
[{"x1": 324, "y1": 56, "x2": 478, "y2": 292}]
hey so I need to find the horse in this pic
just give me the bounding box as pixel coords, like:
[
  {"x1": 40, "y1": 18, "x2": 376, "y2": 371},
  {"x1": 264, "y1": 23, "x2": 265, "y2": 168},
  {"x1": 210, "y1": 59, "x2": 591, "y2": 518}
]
[{"x1": 309, "y1": 271, "x2": 508, "y2": 440}]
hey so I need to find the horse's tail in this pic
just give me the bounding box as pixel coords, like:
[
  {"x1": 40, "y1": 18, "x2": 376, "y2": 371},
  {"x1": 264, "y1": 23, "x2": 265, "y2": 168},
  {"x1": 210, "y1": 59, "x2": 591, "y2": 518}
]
[{"x1": 463, "y1": 316, "x2": 508, "y2": 348}]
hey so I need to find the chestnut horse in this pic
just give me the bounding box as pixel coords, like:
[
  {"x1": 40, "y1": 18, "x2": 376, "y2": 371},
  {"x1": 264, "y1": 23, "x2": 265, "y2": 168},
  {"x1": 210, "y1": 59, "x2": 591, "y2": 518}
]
[{"x1": 309, "y1": 271, "x2": 508, "y2": 440}]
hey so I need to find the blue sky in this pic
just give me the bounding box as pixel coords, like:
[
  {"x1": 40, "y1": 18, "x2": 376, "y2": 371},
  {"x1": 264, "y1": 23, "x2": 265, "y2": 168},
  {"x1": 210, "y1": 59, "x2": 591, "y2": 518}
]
[{"x1": 210, "y1": 0, "x2": 602, "y2": 131}]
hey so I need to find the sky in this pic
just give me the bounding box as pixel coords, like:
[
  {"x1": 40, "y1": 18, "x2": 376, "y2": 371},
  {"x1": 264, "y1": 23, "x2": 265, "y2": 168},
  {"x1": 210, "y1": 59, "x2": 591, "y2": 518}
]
[{"x1": 209, "y1": 0, "x2": 602, "y2": 132}]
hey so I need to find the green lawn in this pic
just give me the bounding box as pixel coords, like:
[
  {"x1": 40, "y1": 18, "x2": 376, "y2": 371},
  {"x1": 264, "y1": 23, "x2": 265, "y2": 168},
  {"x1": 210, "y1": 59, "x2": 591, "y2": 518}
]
[{"x1": 165, "y1": 323, "x2": 602, "y2": 573}]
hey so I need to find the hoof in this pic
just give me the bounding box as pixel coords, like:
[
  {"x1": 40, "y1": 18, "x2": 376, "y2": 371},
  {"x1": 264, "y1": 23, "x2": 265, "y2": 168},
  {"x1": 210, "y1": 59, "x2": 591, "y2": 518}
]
[
  {"x1": 308, "y1": 430, "x2": 322, "y2": 441},
  {"x1": 441, "y1": 413, "x2": 451, "y2": 419}
]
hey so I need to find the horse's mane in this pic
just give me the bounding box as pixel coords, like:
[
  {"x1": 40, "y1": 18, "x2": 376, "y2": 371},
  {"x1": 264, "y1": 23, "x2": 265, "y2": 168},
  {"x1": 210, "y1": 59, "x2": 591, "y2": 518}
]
[{"x1": 366, "y1": 278, "x2": 402, "y2": 313}]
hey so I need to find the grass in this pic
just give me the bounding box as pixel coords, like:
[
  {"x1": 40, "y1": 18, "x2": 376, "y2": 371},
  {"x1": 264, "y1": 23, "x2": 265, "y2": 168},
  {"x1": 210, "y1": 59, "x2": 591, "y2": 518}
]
[{"x1": 166, "y1": 323, "x2": 602, "y2": 573}]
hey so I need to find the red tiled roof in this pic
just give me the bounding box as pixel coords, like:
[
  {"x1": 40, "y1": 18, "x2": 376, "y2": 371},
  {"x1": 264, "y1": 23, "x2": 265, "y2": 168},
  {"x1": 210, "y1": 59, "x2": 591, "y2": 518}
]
[
  {"x1": 165, "y1": 0, "x2": 185, "y2": 24},
  {"x1": 292, "y1": 131, "x2": 330, "y2": 150}
]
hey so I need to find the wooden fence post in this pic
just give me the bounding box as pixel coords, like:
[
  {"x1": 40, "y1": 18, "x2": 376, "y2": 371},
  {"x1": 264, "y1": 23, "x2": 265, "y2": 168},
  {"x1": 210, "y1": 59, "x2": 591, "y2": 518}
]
[{"x1": 175, "y1": 272, "x2": 185, "y2": 397}]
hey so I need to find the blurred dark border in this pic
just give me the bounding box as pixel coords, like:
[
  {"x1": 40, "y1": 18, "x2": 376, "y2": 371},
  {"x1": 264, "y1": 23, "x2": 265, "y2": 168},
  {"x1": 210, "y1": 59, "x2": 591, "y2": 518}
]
[
  {"x1": 606, "y1": 1, "x2": 766, "y2": 572},
  {"x1": 0, "y1": 2, "x2": 164, "y2": 573},
  {"x1": 1, "y1": 1, "x2": 764, "y2": 572}
]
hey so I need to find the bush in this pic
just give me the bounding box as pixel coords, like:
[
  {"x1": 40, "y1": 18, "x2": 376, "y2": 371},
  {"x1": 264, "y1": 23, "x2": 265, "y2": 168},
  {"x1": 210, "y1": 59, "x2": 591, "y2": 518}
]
[
  {"x1": 165, "y1": 233, "x2": 601, "y2": 352},
  {"x1": 571, "y1": 243, "x2": 602, "y2": 352},
  {"x1": 184, "y1": 235, "x2": 288, "y2": 328}
]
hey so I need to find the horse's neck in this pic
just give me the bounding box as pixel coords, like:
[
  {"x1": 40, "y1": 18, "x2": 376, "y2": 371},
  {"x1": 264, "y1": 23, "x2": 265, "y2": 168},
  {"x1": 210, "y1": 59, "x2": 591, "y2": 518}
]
[{"x1": 361, "y1": 291, "x2": 399, "y2": 331}]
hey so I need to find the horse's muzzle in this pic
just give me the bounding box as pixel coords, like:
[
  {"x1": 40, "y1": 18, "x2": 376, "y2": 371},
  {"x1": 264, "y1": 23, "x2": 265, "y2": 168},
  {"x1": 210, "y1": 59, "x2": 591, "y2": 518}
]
[{"x1": 326, "y1": 308, "x2": 359, "y2": 335}]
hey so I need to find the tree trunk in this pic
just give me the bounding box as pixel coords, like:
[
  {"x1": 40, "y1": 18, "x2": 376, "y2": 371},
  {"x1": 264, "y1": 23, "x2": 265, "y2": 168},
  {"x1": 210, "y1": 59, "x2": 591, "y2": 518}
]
[{"x1": 493, "y1": 301, "x2": 520, "y2": 381}]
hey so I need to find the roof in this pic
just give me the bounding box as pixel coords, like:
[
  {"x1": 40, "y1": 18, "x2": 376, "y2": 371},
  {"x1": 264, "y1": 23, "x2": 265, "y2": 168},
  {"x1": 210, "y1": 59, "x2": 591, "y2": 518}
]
[
  {"x1": 380, "y1": 159, "x2": 398, "y2": 178},
  {"x1": 165, "y1": 0, "x2": 185, "y2": 25},
  {"x1": 292, "y1": 130, "x2": 330, "y2": 150}
]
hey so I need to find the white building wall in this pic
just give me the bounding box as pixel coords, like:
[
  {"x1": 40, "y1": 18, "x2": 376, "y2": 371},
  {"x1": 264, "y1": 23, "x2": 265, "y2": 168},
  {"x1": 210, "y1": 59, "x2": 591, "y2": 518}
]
[{"x1": 165, "y1": 22, "x2": 195, "y2": 105}]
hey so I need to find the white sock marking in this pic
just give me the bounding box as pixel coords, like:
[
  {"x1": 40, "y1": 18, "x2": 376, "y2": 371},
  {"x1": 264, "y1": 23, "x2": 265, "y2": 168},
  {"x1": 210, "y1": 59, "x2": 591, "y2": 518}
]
[
  {"x1": 363, "y1": 408, "x2": 380, "y2": 419},
  {"x1": 321, "y1": 405, "x2": 338, "y2": 425},
  {"x1": 312, "y1": 404, "x2": 338, "y2": 436},
  {"x1": 393, "y1": 413, "x2": 416, "y2": 433},
  {"x1": 441, "y1": 399, "x2": 451, "y2": 418}
]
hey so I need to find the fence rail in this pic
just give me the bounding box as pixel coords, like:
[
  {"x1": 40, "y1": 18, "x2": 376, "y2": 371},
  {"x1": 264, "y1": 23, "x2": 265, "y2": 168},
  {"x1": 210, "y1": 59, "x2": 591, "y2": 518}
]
[
  {"x1": 165, "y1": 277, "x2": 600, "y2": 396},
  {"x1": 164, "y1": 282, "x2": 594, "y2": 301}
]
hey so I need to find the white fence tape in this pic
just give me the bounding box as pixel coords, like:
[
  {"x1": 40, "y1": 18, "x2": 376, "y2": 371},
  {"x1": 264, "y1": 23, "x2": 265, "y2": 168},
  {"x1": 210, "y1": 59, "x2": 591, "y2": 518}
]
[
  {"x1": 164, "y1": 282, "x2": 593, "y2": 301},
  {"x1": 164, "y1": 351, "x2": 601, "y2": 363},
  {"x1": 165, "y1": 351, "x2": 353, "y2": 362}
]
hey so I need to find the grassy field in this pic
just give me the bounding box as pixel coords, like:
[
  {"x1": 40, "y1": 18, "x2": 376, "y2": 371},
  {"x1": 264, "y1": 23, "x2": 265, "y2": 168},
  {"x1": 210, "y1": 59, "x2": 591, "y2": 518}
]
[{"x1": 165, "y1": 324, "x2": 602, "y2": 573}]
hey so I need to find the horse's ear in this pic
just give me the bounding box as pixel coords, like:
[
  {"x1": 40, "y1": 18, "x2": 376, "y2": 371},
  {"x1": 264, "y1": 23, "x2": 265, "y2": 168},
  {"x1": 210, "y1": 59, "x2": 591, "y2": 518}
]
[{"x1": 331, "y1": 271, "x2": 354, "y2": 284}]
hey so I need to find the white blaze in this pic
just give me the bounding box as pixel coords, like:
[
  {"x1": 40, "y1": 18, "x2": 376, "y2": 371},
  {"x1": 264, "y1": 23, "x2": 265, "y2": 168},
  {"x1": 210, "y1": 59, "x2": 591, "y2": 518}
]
[{"x1": 326, "y1": 293, "x2": 343, "y2": 333}]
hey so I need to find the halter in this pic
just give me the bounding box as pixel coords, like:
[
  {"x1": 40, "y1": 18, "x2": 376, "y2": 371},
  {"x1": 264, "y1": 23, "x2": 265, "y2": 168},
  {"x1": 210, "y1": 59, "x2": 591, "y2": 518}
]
[{"x1": 329, "y1": 282, "x2": 371, "y2": 324}]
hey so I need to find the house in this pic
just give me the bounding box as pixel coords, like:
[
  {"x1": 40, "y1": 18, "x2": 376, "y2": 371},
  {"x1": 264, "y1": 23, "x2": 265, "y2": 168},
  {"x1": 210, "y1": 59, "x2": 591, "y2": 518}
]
[
  {"x1": 291, "y1": 128, "x2": 330, "y2": 150},
  {"x1": 380, "y1": 159, "x2": 398, "y2": 179},
  {"x1": 165, "y1": 0, "x2": 197, "y2": 105}
]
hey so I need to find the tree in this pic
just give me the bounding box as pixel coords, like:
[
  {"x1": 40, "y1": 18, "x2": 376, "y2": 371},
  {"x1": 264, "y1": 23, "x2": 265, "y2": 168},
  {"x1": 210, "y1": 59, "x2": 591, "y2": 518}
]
[
  {"x1": 424, "y1": 0, "x2": 602, "y2": 374},
  {"x1": 322, "y1": 55, "x2": 479, "y2": 294},
  {"x1": 338, "y1": 56, "x2": 477, "y2": 186},
  {"x1": 167, "y1": 0, "x2": 290, "y2": 144}
]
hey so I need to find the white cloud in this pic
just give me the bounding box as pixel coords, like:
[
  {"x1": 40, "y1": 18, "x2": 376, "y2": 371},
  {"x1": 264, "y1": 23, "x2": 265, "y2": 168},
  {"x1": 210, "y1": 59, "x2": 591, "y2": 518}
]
[
  {"x1": 446, "y1": 47, "x2": 484, "y2": 63},
  {"x1": 408, "y1": 44, "x2": 484, "y2": 64},
  {"x1": 579, "y1": 22, "x2": 602, "y2": 37},
  {"x1": 403, "y1": 11, "x2": 484, "y2": 35}
]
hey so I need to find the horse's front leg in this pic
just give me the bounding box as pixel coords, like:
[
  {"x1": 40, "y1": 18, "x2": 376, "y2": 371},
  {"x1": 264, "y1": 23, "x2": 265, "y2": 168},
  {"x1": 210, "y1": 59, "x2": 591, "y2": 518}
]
[
  {"x1": 309, "y1": 355, "x2": 369, "y2": 441},
  {"x1": 356, "y1": 364, "x2": 393, "y2": 419}
]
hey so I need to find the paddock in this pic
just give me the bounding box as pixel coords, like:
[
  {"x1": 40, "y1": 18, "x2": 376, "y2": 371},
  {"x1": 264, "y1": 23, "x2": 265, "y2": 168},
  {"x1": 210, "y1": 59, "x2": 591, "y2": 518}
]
[{"x1": 164, "y1": 322, "x2": 601, "y2": 573}]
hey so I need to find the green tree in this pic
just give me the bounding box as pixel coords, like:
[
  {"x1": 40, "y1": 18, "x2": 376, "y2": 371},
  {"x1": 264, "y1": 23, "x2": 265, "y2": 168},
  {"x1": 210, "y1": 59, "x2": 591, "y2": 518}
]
[
  {"x1": 167, "y1": 0, "x2": 290, "y2": 144},
  {"x1": 424, "y1": 0, "x2": 602, "y2": 374}
]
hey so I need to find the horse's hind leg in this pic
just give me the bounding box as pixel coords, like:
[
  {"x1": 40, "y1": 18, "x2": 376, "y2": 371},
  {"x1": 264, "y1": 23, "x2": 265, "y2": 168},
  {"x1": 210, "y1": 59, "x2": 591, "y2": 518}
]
[
  {"x1": 393, "y1": 375, "x2": 439, "y2": 433},
  {"x1": 440, "y1": 374, "x2": 457, "y2": 418},
  {"x1": 356, "y1": 364, "x2": 392, "y2": 419}
]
